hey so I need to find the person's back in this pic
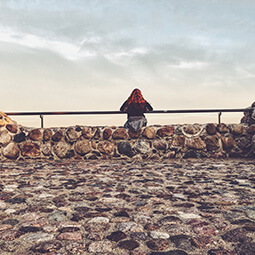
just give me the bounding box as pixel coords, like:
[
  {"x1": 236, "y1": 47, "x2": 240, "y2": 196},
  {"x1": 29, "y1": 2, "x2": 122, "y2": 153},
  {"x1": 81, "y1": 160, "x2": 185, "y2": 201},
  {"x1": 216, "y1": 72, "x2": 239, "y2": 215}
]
[{"x1": 120, "y1": 89, "x2": 153, "y2": 132}]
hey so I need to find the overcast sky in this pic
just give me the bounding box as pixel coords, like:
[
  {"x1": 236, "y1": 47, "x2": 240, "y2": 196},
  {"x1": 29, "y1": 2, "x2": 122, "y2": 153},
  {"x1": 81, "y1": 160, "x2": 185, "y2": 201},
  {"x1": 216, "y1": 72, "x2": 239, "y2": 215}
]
[{"x1": 1, "y1": 0, "x2": 255, "y2": 127}]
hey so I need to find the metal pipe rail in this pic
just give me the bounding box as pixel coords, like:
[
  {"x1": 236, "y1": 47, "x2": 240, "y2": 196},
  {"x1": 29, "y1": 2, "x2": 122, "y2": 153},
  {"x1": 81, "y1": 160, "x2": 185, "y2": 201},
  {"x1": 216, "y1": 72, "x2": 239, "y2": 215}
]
[{"x1": 6, "y1": 108, "x2": 251, "y2": 128}]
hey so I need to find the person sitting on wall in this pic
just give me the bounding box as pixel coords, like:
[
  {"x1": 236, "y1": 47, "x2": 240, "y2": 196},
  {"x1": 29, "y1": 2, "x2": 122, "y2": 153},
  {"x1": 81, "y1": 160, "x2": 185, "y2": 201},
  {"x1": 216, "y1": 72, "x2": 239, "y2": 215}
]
[{"x1": 120, "y1": 88, "x2": 153, "y2": 132}]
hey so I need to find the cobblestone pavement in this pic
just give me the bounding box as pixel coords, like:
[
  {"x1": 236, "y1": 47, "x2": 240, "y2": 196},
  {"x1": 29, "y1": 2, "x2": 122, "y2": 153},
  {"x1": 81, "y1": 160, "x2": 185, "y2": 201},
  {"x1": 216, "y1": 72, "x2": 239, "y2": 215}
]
[{"x1": 0, "y1": 159, "x2": 255, "y2": 255}]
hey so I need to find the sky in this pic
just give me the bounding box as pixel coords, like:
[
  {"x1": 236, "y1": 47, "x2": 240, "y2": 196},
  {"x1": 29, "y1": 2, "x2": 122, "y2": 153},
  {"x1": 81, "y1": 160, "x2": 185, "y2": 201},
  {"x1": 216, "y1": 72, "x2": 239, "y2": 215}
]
[{"x1": 1, "y1": 0, "x2": 255, "y2": 127}]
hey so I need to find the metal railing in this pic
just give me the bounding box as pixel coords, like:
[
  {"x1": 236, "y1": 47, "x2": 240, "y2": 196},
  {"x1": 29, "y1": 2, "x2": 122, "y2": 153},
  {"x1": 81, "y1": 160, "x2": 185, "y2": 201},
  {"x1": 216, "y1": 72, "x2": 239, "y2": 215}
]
[{"x1": 5, "y1": 108, "x2": 252, "y2": 128}]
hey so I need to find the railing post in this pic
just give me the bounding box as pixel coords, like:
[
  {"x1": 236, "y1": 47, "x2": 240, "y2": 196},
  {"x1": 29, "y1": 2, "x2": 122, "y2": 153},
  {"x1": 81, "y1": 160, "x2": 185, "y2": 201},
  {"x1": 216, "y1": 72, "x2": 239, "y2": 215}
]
[
  {"x1": 40, "y1": 115, "x2": 44, "y2": 128},
  {"x1": 218, "y1": 112, "x2": 222, "y2": 124}
]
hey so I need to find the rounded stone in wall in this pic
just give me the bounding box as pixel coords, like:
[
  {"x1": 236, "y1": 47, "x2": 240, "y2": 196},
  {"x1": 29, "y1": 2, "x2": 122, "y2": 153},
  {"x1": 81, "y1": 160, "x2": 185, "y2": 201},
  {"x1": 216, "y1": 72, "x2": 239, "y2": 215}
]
[
  {"x1": 221, "y1": 135, "x2": 235, "y2": 151},
  {"x1": 246, "y1": 124, "x2": 255, "y2": 135},
  {"x1": 217, "y1": 123, "x2": 229, "y2": 133},
  {"x1": 6, "y1": 124, "x2": 18, "y2": 134},
  {"x1": 112, "y1": 128, "x2": 128, "y2": 140},
  {"x1": 98, "y1": 141, "x2": 115, "y2": 155},
  {"x1": 42, "y1": 143, "x2": 52, "y2": 156},
  {"x1": 128, "y1": 129, "x2": 142, "y2": 139},
  {"x1": 103, "y1": 128, "x2": 112, "y2": 140},
  {"x1": 206, "y1": 123, "x2": 217, "y2": 135},
  {"x1": 21, "y1": 142, "x2": 41, "y2": 157},
  {"x1": 66, "y1": 127, "x2": 80, "y2": 142},
  {"x1": 13, "y1": 132, "x2": 26, "y2": 143},
  {"x1": 74, "y1": 140, "x2": 91, "y2": 156},
  {"x1": 157, "y1": 126, "x2": 174, "y2": 137},
  {"x1": 3, "y1": 143, "x2": 20, "y2": 159},
  {"x1": 186, "y1": 137, "x2": 206, "y2": 150},
  {"x1": 53, "y1": 141, "x2": 71, "y2": 158},
  {"x1": 0, "y1": 130, "x2": 11, "y2": 146},
  {"x1": 118, "y1": 141, "x2": 132, "y2": 156},
  {"x1": 229, "y1": 124, "x2": 244, "y2": 135},
  {"x1": 205, "y1": 135, "x2": 220, "y2": 151},
  {"x1": 236, "y1": 135, "x2": 251, "y2": 150},
  {"x1": 182, "y1": 124, "x2": 202, "y2": 135},
  {"x1": 82, "y1": 127, "x2": 94, "y2": 139},
  {"x1": 29, "y1": 129, "x2": 43, "y2": 141},
  {"x1": 143, "y1": 126, "x2": 155, "y2": 139},
  {"x1": 153, "y1": 140, "x2": 168, "y2": 150},
  {"x1": 52, "y1": 130, "x2": 64, "y2": 142},
  {"x1": 170, "y1": 135, "x2": 185, "y2": 149},
  {"x1": 134, "y1": 140, "x2": 151, "y2": 154},
  {"x1": 43, "y1": 129, "x2": 53, "y2": 141}
]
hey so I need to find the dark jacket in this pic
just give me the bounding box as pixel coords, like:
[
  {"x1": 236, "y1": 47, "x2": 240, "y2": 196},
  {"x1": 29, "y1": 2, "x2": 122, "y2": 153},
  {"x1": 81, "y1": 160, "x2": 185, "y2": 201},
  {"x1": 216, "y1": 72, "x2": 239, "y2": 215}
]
[{"x1": 120, "y1": 101, "x2": 153, "y2": 118}]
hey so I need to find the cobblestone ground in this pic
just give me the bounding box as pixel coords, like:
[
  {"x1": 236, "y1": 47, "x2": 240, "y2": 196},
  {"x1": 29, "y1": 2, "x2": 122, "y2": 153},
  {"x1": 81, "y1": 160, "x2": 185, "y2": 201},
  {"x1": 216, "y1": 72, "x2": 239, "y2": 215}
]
[{"x1": 0, "y1": 159, "x2": 254, "y2": 255}]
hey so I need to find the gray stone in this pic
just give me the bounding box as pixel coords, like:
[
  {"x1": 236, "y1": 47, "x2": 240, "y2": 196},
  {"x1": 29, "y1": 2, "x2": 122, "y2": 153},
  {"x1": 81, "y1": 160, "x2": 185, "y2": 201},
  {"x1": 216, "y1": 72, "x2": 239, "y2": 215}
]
[
  {"x1": 23, "y1": 233, "x2": 54, "y2": 243},
  {"x1": 53, "y1": 141, "x2": 71, "y2": 158},
  {"x1": 48, "y1": 211, "x2": 67, "y2": 222},
  {"x1": 88, "y1": 217, "x2": 110, "y2": 224},
  {"x1": 150, "y1": 231, "x2": 170, "y2": 239},
  {"x1": 134, "y1": 140, "x2": 150, "y2": 154},
  {"x1": 3, "y1": 143, "x2": 20, "y2": 159},
  {"x1": 42, "y1": 143, "x2": 52, "y2": 156},
  {"x1": 88, "y1": 240, "x2": 112, "y2": 253},
  {"x1": 0, "y1": 130, "x2": 11, "y2": 145},
  {"x1": 118, "y1": 141, "x2": 132, "y2": 156},
  {"x1": 66, "y1": 127, "x2": 80, "y2": 142}
]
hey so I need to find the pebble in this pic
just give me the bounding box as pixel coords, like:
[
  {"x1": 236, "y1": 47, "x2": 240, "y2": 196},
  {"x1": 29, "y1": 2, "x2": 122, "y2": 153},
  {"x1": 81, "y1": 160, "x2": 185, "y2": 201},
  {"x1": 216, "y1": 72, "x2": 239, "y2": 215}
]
[
  {"x1": 0, "y1": 159, "x2": 254, "y2": 254},
  {"x1": 150, "y1": 231, "x2": 170, "y2": 239},
  {"x1": 177, "y1": 212, "x2": 201, "y2": 220},
  {"x1": 88, "y1": 240, "x2": 112, "y2": 253},
  {"x1": 57, "y1": 232, "x2": 82, "y2": 240},
  {"x1": 23, "y1": 233, "x2": 54, "y2": 243},
  {"x1": 88, "y1": 216, "x2": 110, "y2": 224}
]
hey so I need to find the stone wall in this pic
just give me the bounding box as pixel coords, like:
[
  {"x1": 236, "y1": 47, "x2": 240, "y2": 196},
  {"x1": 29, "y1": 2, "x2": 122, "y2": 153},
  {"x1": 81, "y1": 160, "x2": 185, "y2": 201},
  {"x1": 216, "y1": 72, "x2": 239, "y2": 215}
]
[{"x1": 0, "y1": 121, "x2": 255, "y2": 160}]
